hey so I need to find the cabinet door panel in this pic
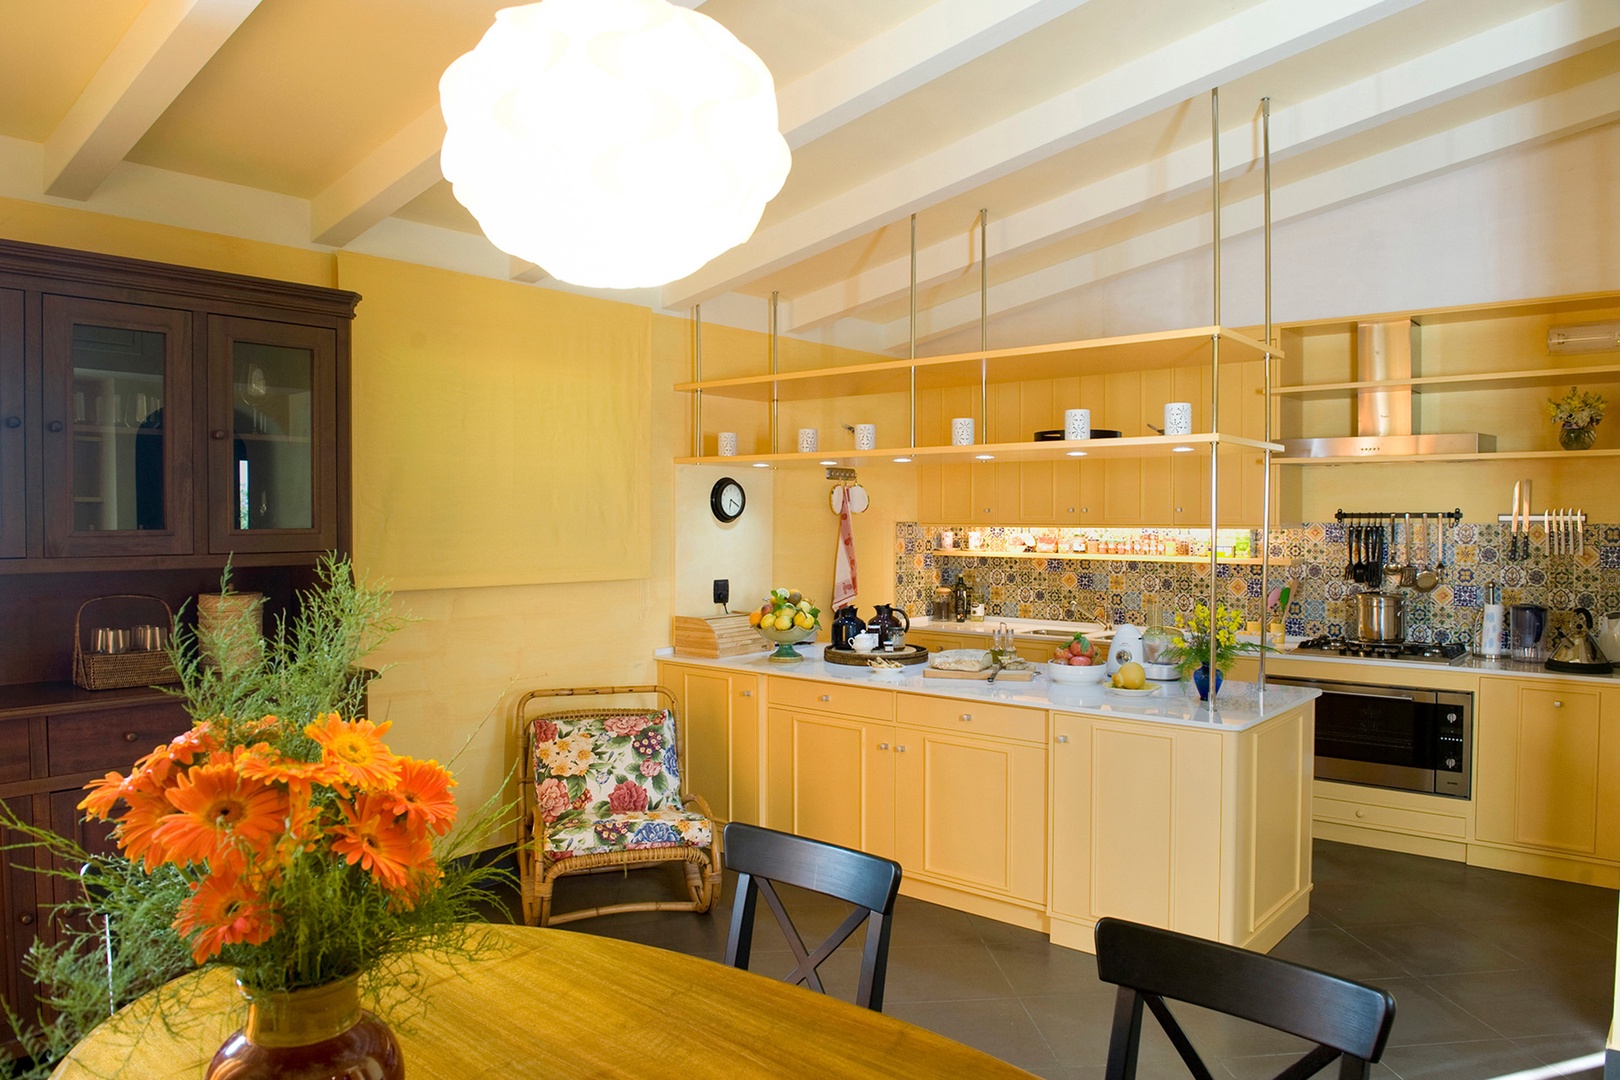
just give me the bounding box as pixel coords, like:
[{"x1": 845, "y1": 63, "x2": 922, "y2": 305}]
[
  {"x1": 1477, "y1": 682, "x2": 1604, "y2": 855},
  {"x1": 1, "y1": 794, "x2": 41, "y2": 1024},
  {"x1": 674, "y1": 668, "x2": 733, "y2": 821},
  {"x1": 776, "y1": 710, "x2": 894, "y2": 859},
  {"x1": 0, "y1": 288, "x2": 22, "y2": 558},
  {"x1": 730, "y1": 675, "x2": 761, "y2": 825},
  {"x1": 41, "y1": 296, "x2": 193, "y2": 557},
  {"x1": 45, "y1": 703, "x2": 190, "y2": 777},
  {"x1": 208, "y1": 316, "x2": 338, "y2": 554}
]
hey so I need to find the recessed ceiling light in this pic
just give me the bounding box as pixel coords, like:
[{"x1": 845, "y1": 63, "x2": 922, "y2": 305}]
[
  {"x1": 892, "y1": 457, "x2": 912, "y2": 463},
  {"x1": 974, "y1": 454, "x2": 994, "y2": 460},
  {"x1": 1066, "y1": 450, "x2": 1087, "y2": 457},
  {"x1": 752, "y1": 462, "x2": 770, "y2": 468},
  {"x1": 1172, "y1": 446, "x2": 1195, "y2": 453}
]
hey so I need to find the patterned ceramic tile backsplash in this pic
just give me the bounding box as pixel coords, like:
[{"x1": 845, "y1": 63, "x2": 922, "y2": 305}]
[{"x1": 894, "y1": 521, "x2": 1620, "y2": 644}]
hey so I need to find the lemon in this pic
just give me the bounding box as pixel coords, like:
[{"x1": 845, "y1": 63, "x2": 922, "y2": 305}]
[
  {"x1": 773, "y1": 613, "x2": 794, "y2": 631},
  {"x1": 1118, "y1": 662, "x2": 1147, "y2": 690},
  {"x1": 793, "y1": 611, "x2": 814, "y2": 630}
]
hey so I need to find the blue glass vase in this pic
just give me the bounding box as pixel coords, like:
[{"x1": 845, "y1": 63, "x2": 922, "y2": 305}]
[{"x1": 1192, "y1": 665, "x2": 1223, "y2": 700}]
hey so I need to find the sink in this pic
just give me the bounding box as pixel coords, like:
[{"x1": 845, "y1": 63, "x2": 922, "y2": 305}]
[
  {"x1": 1027, "y1": 628, "x2": 1078, "y2": 637},
  {"x1": 1025, "y1": 626, "x2": 1109, "y2": 638}
]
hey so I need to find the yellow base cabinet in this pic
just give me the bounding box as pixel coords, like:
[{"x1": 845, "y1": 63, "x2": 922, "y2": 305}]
[
  {"x1": 1473, "y1": 676, "x2": 1620, "y2": 887},
  {"x1": 893, "y1": 694, "x2": 1047, "y2": 906},
  {"x1": 657, "y1": 661, "x2": 762, "y2": 826},
  {"x1": 1048, "y1": 705, "x2": 1313, "y2": 954}
]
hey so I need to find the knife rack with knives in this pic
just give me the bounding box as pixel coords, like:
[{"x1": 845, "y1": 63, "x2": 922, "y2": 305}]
[{"x1": 1499, "y1": 480, "x2": 1585, "y2": 559}]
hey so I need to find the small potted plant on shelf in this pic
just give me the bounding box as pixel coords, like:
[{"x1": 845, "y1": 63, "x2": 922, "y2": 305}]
[
  {"x1": 1547, "y1": 386, "x2": 1606, "y2": 451},
  {"x1": 0, "y1": 556, "x2": 511, "y2": 1080},
  {"x1": 1167, "y1": 601, "x2": 1266, "y2": 700}
]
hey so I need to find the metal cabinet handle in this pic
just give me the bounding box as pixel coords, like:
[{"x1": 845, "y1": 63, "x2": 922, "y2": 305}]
[
  {"x1": 18, "y1": 913, "x2": 34, "y2": 925},
  {"x1": 47, "y1": 420, "x2": 63, "y2": 433},
  {"x1": 896, "y1": 745, "x2": 907, "y2": 753},
  {"x1": 123, "y1": 732, "x2": 138, "y2": 742},
  {"x1": 1355, "y1": 809, "x2": 1366, "y2": 819},
  {"x1": 819, "y1": 694, "x2": 830, "y2": 702},
  {"x1": 740, "y1": 690, "x2": 751, "y2": 698},
  {"x1": 1552, "y1": 700, "x2": 1563, "y2": 708},
  {"x1": 878, "y1": 743, "x2": 890, "y2": 751},
  {"x1": 211, "y1": 429, "x2": 227, "y2": 440},
  {"x1": 3, "y1": 415, "x2": 18, "y2": 429},
  {"x1": 959, "y1": 713, "x2": 972, "y2": 722},
  {"x1": 1055, "y1": 735, "x2": 1068, "y2": 743}
]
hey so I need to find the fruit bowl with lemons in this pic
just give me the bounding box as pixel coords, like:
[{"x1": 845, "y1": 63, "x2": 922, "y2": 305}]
[{"x1": 749, "y1": 588, "x2": 821, "y2": 662}]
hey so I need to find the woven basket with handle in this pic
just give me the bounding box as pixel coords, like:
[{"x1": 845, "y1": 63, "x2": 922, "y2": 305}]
[{"x1": 72, "y1": 594, "x2": 180, "y2": 691}]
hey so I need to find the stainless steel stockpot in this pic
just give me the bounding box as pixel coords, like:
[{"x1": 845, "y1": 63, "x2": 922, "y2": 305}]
[{"x1": 1355, "y1": 591, "x2": 1405, "y2": 642}]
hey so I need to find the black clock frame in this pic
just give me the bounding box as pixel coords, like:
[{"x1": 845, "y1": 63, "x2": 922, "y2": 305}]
[{"x1": 710, "y1": 477, "x2": 746, "y2": 522}]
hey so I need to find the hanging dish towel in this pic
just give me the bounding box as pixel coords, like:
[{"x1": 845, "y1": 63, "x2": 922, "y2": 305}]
[{"x1": 832, "y1": 484, "x2": 859, "y2": 609}]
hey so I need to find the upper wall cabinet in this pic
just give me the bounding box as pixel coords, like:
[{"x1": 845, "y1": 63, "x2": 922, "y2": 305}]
[{"x1": 0, "y1": 239, "x2": 358, "y2": 569}]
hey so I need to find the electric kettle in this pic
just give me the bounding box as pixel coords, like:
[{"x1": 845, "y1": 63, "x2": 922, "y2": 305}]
[
  {"x1": 1107, "y1": 623, "x2": 1145, "y2": 676},
  {"x1": 1546, "y1": 608, "x2": 1613, "y2": 675},
  {"x1": 1598, "y1": 612, "x2": 1620, "y2": 668}
]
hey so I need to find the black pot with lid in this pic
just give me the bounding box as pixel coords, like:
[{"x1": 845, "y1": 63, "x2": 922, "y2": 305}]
[{"x1": 830, "y1": 605, "x2": 866, "y2": 651}]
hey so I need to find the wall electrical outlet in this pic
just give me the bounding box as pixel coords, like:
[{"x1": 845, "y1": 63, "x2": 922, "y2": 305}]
[{"x1": 713, "y1": 579, "x2": 729, "y2": 606}]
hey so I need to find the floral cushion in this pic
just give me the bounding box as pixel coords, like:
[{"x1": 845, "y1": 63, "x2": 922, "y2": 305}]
[
  {"x1": 542, "y1": 806, "x2": 713, "y2": 861},
  {"x1": 531, "y1": 707, "x2": 688, "y2": 828}
]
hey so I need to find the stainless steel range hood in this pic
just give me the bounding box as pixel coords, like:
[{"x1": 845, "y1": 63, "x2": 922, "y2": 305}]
[{"x1": 1281, "y1": 320, "x2": 1495, "y2": 458}]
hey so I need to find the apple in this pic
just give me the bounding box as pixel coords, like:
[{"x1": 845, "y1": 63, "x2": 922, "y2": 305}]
[{"x1": 1072, "y1": 655, "x2": 1092, "y2": 666}]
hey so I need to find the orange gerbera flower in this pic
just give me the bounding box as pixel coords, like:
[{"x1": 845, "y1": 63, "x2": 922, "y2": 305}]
[
  {"x1": 305, "y1": 714, "x2": 400, "y2": 791},
  {"x1": 153, "y1": 761, "x2": 289, "y2": 869},
  {"x1": 389, "y1": 757, "x2": 457, "y2": 836},
  {"x1": 173, "y1": 867, "x2": 278, "y2": 964},
  {"x1": 114, "y1": 774, "x2": 183, "y2": 870},
  {"x1": 330, "y1": 793, "x2": 419, "y2": 893},
  {"x1": 80, "y1": 770, "x2": 130, "y2": 819},
  {"x1": 237, "y1": 743, "x2": 341, "y2": 792}
]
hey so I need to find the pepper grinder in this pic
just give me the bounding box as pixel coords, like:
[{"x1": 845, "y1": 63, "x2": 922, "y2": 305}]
[{"x1": 1478, "y1": 582, "x2": 1506, "y2": 658}]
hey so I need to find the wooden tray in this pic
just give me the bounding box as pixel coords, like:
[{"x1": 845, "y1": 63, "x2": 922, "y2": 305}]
[
  {"x1": 823, "y1": 645, "x2": 929, "y2": 667},
  {"x1": 922, "y1": 666, "x2": 1036, "y2": 681}
]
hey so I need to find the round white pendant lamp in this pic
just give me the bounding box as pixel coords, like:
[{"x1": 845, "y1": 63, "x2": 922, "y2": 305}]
[{"x1": 439, "y1": 0, "x2": 791, "y2": 290}]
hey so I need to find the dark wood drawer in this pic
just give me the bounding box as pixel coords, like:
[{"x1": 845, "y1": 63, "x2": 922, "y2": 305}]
[
  {"x1": 0, "y1": 720, "x2": 29, "y2": 784},
  {"x1": 46, "y1": 703, "x2": 190, "y2": 777}
]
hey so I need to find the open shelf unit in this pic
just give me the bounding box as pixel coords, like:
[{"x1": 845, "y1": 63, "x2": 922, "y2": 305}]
[
  {"x1": 676, "y1": 432, "x2": 1280, "y2": 467},
  {"x1": 929, "y1": 549, "x2": 1293, "y2": 567},
  {"x1": 1278, "y1": 447, "x2": 1620, "y2": 467}
]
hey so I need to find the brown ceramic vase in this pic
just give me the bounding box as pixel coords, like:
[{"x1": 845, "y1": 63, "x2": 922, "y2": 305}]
[{"x1": 205, "y1": 975, "x2": 403, "y2": 1080}]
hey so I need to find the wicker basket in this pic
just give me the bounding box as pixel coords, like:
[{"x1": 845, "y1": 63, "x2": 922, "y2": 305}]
[{"x1": 72, "y1": 595, "x2": 180, "y2": 691}]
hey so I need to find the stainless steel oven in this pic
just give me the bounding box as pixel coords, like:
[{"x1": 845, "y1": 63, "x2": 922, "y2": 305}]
[{"x1": 1266, "y1": 676, "x2": 1472, "y2": 798}]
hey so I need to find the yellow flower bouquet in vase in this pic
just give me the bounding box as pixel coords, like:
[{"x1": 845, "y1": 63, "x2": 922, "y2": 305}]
[
  {"x1": 2, "y1": 556, "x2": 510, "y2": 1080},
  {"x1": 1166, "y1": 601, "x2": 1266, "y2": 700}
]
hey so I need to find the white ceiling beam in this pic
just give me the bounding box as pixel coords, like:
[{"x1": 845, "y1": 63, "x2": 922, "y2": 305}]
[
  {"x1": 661, "y1": 0, "x2": 1423, "y2": 310},
  {"x1": 310, "y1": 107, "x2": 446, "y2": 247},
  {"x1": 778, "y1": 0, "x2": 1094, "y2": 149},
  {"x1": 891, "y1": 69, "x2": 1620, "y2": 347},
  {"x1": 788, "y1": 0, "x2": 1620, "y2": 331},
  {"x1": 43, "y1": 0, "x2": 261, "y2": 200}
]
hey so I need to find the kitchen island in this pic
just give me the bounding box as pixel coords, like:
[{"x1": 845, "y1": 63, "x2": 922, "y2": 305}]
[{"x1": 657, "y1": 646, "x2": 1318, "y2": 955}]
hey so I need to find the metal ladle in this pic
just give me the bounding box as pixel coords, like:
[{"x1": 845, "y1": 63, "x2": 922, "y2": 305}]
[{"x1": 1414, "y1": 515, "x2": 1439, "y2": 592}]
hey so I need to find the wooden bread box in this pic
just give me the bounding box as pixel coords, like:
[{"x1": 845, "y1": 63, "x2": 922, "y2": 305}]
[{"x1": 672, "y1": 615, "x2": 769, "y2": 659}]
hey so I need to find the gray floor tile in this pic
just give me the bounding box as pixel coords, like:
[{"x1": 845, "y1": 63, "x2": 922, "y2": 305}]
[
  {"x1": 1368, "y1": 976, "x2": 1503, "y2": 1047},
  {"x1": 1346, "y1": 921, "x2": 1527, "y2": 977},
  {"x1": 883, "y1": 998, "x2": 1061, "y2": 1072},
  {"x1": 1423, "y1": 966, "x2": 1613, "y2": 1040},
  {"x1": 1379, "y1": 1038, "x2": 1550, "y2": 1080},
  {"x1": 1268, "y1": 925, "x2": 1409, "y2": 982},
  {"x1": 1310, "y1": 880, "x2": 1448, "y2": 927}
]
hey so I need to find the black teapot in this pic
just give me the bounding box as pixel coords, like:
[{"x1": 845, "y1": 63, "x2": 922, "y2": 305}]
[
  {"x1": 830, "y1": 605, "x2": 866, "y2": 651},
  {"x1": 867, "y1": 604, "x2": 910, "y2": 651}
]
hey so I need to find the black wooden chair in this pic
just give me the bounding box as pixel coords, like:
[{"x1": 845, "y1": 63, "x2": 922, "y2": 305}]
[
  {"x1": 1094, "y1": 917, "x2": 1397, "y2": 1080},
  {"x1": 721, "y1": 822, "x2": 903, "y2": 1012}
]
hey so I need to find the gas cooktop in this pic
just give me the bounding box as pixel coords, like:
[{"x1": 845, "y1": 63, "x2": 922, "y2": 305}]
[{"x1": 1292, "y1": 636, "x2": 1469, "y2": 665}]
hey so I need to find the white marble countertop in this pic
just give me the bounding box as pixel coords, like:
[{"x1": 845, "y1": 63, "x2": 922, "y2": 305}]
[
  {"x1": 1261, "y1": 647, "x2": 1620, "y2": 684},
  {"x1": 657, "y1": 644, "x2": 1318, "y2": 733},
  {"x1": 907, "y1": 616, "x2": 1107, "y2": 639}
]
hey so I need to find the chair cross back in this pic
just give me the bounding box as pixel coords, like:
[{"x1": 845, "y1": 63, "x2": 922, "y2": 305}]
[
  {"x1": 1094, "y1": 917, "x2": 1396, "y2": 1080},
  {"x1": 722, "y1": 822, "x2": 902, "y2": 1012}
]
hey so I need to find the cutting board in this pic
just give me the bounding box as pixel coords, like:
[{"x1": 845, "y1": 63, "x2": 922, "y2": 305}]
[{"x1": 922, "y1": 666, "x2": 1036, "y2": 682}]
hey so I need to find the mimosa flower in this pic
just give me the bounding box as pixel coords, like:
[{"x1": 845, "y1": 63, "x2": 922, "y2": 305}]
[
  {"x1": 305, "y1": 714, "x2": 400, "y2": 791},
  {"x1": 389, "y1": 757, "x2": 458, "y2": 835},
  {"x1": 154, "y1": 761, "x2": 289, "y2": 869},
  {"x1": 174, "y1": 867, "x2": 279, "y2": 963},
  {"x1": 330, "y1": 794, "x2": 420, "y2": 891}
]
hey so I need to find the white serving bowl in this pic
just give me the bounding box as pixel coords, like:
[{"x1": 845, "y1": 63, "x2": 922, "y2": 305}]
[{"x1": 1046, "y1": 661, "x2": 1109, "y2": 685}]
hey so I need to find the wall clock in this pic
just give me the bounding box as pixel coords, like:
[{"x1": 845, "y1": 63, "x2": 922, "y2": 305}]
[{"x1": 710, "y1": 477, "x2": 746, "y2": 522}]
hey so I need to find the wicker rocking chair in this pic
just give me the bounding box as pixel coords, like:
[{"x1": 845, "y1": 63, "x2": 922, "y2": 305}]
[{"x1": 517, "y1": 685, "x2": 722, "y2": 927}]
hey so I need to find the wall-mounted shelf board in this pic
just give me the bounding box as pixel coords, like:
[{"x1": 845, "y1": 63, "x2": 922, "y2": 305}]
[
  {"x1": 676, "y1": 326, "x2": 1277, "y2": 403},
  {"x1": 677, "y1": 433, "x2": 1283, "y2": 468},
  {"x1": 1277, "y1": 448, "x2": 1620, "y2": 465},
  {"x1": 1274, "y1": 363, "x2": 1620, "y2": 399},
  {"x1": 928, "y1": 549, "x2": 1293, "y2": 567}
]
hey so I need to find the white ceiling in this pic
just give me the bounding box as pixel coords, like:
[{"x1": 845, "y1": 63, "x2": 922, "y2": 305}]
[{"x1": 2, "y1": 0, "x2": 1616, "y2": 356}]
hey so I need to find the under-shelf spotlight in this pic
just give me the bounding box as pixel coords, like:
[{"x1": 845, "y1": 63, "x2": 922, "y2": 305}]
[
  {"x1": 1547, "y1": 321, "x2": 1620, "y2": 355},
  {"x1": 751, "y1": 462, "x2": 770, "y2": 468},
  {"x1": 818, "y1": 460, "x2": 837, "y2": 466},
  {"x1": 1066, "y1": 450, "x2": 1087, "y2": 457},
  {"x1": 892, "y1": 456, "x2": 912, "y2": 463},
  {"x1": 1172, "y1": 446, "x2": 1195, "y2": 453},
  {"x1": 974, "y1": 454, "x2": 994, "y2": 460}
]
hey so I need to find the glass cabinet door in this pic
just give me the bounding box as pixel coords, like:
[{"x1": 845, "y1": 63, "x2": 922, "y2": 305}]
[
  {"x1": 0, "y1": 289, "x2": 23, "y2": 558},
  {"x1": 208, "y1": 316, "x2": 337, "y2": 554},
  {"x1": 41, "y1": 296, "x2": 192, "y2": 557}
]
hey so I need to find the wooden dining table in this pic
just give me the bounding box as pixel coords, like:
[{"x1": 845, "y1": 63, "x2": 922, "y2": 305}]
[{"x1": 50, "y1": 922, "x2": 1038, "y2": 1078}]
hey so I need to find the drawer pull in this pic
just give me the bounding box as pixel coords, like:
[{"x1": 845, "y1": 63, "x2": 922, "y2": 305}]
[
  {"x1": 47, "y1": 420, "x2": 63, "y2": 433},
  {"x1": 878, "y1": 743, "x2": 890, "y2": 751},
  {"x1": 211, "y1": 429, "x2": 227, "y2": 440},
  {"x1": 3, "y1": 415, "x2": 18, "y2": 429},
  {"x1": 1056, "y1": 735, "x2": 1069, "y2": 744},
  {"x1": 1552, "y1": 700, "x2": 1563, "y2": 708},
  {"x1": 1355, "y1": 809, "x2": 1366, "y2": 819},
  {"x1": 896, "y1": 745, "x2": 907, "y2": 753},
  {"x1": 123, "y1": 731, "x2": 139, "y2": 742},
  {"x1": 819, "y1": 694, "x2": 830, "y2": 702},
  {"x1": 960, "y1": 713, "x2": 972, "y2": 722},
  {"x1": 18, "y1": 913, "x2": 34, "y2": 925},
  {"x1": 740, "y1": 690, "x2": 751, "y2": 698}
]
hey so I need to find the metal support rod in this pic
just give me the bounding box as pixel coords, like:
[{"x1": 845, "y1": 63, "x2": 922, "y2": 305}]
[
  {"x1": 769, "y1": 291, "x2": 779, "y2": 455},
  {"x1": 909, "y1": 213, "x2": 918, "y2": 448},
  {"x1": 980, "y1": 208, "x2": 989, "y2": 444},
  {"x1": 692, "y1": 304, "x2": 703, "y2": 458},
  {"x1": 1258, "y1": 96, "x2": 1272, "y2": 696},
  {"x1": 1206, "y1": 86, "x2": 1221, "y2": 701}
]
